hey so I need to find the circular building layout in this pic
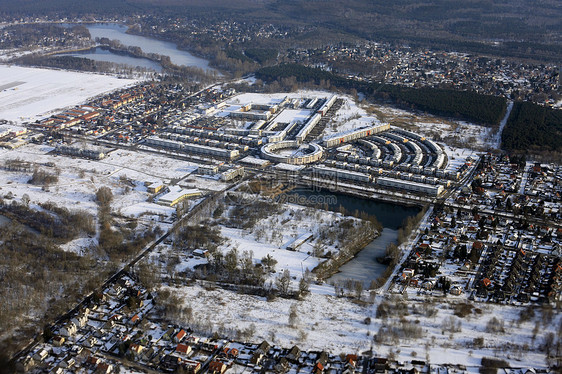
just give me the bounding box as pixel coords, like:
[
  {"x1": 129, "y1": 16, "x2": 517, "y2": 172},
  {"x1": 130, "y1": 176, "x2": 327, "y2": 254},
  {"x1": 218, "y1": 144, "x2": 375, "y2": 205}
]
[{"x1": 261, "y1": 141, "x2": 324, "y2": 165}]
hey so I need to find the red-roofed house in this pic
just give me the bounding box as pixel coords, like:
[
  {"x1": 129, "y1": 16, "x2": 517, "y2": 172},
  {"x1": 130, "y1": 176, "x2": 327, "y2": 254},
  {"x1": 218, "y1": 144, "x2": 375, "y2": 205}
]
[
  {"x1": 96, "y1": 362, "x2": 113, "y2": 374},
  {"x1": 175, "y1": 329, "x2": 187, "y2": 343},
  {"x1": 176, "y1": 344, "x2": 192, "y2": 355},
  {"x1": 314, "y1": 362, "x2": 325, "y2": 374},
  {"x1": 208, "y1": 361, "x2": 227, "y2": 374}
]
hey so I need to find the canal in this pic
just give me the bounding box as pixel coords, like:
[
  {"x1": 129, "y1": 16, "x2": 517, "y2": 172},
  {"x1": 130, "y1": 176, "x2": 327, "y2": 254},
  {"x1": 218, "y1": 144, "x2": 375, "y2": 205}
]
[{"x1": 286, "y1": 189, "x2": 421, "y2": 287}]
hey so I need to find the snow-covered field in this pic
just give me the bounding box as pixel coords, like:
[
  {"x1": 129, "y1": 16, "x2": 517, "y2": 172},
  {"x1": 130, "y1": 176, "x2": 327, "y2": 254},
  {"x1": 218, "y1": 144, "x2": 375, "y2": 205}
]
[
  {"x1": 164, "y1": 282, "x2": 557, "y2": 368},
  {"x1": 0, "y1": 65, "x2": 138, "y2": 124},
  {"x1": 359, "y1": 101, "x2": 498, "y2": 151},
  {"x1": 0, "y1": 144, "x2": 228, "y2": 252},
  {"x1": 165, "y1": 283, "x2": 373, "y2": 354},
  {"x1": 216, "y1": 202, "x2": 369, "y2": 280},
  {"x1": 323, "y1": 97, "x2": 381, "y2": 138},
  {"x1": 158, "y1": 194, "x2": 374, "y2": 285}
]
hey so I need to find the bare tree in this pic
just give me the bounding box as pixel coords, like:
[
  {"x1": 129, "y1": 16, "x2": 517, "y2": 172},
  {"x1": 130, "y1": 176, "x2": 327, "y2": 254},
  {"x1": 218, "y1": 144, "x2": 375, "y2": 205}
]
[
  {"x1": 276, "y1": 269, "x2": 291, "y2": 295},
  {"x1": 95, "y1": 186, "x2": 113, "y2": 205},
  {"x1": 288, "y1": 303, "x2": 299, "y2": 327},
  {"x1": 298, "y1": 276, "x2": 310, "y2": 296},
  {"x1": 21, "y1": 194, "x2": 30, "y2": 207},
  {"x1": 261, "y1": 254, "x2": 277, "y2": 272}
]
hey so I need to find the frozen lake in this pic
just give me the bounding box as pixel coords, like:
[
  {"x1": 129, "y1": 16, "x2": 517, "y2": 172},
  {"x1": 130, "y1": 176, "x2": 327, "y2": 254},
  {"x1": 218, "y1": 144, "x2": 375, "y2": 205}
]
[{"x1": 81, "y1": 23, "x2": 212, "y2": 70}]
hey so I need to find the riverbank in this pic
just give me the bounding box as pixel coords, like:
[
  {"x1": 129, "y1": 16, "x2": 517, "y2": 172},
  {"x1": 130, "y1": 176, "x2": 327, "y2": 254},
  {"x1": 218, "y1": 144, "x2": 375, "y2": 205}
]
[
  {"x1": 312, "y1": 229, "x2": 378, "y2": 280},
  {"x1": 287, "y1": 188, "x2": 421, "y2": 286},
  {"x1": 291, "y1": 179, "x2": 430, "y2": 209},
  {"x1": 83, "y1": 23, "x2": 212, "y2": 70},
  {"x1": 44, "y1": 46, "x2": 93, "y2": 56},
  {"x1": 52, "y1": 45, "x2": 167, "y2": 71},
  {"x1": 124, "y1": 27, "x2": 216, "y2": 69}
]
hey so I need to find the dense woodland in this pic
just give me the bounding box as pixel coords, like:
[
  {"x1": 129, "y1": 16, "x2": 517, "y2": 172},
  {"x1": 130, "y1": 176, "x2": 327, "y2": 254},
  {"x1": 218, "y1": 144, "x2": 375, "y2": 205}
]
[
  {"x1": 0, "y1": 181, "x2": 160, "y2": 359},
  {"x1": 0, "y1": 198, "x2": 114, "y2": 361},
  {"x1": 256, "y1": 64, "x2": 507, "y2": 126},
  {"x1": 501, "y1": 102, "x2": 562, "y2": 153}
]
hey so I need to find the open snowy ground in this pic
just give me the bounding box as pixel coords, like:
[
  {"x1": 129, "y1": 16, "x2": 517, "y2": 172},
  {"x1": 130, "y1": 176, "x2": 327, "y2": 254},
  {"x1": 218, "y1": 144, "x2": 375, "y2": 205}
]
[
  {"x1": 359, "y1": 101, "x2": 499, "y2": 151},
  {"x1": 215, "y1": 202, "x2": 370, "y2": 282},
  {"x1": 156, "y1": 194, "x2": 375, "y2": 288},
  {"x1": 164, "y1": 282, "x2": 558, "y2": 369},
  {"x1": 0, "y1": 65, "x2": 138, "y2": 124},
  {"x1": 0, "y1": 144, "x2": 229, "y2": 252},
  {"x1": 322, "y1": 96, "x2": 381, "y2": 138}
]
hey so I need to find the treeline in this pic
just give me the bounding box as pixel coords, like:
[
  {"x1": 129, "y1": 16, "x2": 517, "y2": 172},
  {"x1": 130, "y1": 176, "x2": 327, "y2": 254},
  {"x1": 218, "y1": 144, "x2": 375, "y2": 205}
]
[
  {"x1": 501, "y1": 101, "x2": 562, "y2": 153},
  {"x1": 223, "y1": 48, "x2": 277, "y2": 65},
  {"x1": 0, "y1": 0, "x2": 142, "y2": 16},
  {"x1": 244, "y1": 48, "x2": 278, "y2": 65},
  {"x1": 16, "y1": 54, "x2": 110, "y2": 72},
  {"x1": 382, "y1": 86, "x2": 507, "y2": 127},
  {"x1": 14, "y1": 54, "x2": 155, "y2": 77},
  {"x1": 256, "y1": 64, "x2": 507, "y2": 126}
]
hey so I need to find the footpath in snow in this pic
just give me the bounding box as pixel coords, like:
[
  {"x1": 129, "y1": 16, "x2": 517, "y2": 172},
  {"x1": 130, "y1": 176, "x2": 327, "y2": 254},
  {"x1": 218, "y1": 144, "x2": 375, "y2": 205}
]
[{"x1": 492, "y1": 100, "x2": 514, "y2": 149}]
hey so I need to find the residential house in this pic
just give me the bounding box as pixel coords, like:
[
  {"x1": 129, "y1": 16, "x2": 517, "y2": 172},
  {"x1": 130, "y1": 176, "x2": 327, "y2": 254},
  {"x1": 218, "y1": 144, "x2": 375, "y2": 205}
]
[
  {"x1": 176, "y1": 343, "x2": 192, "y2": 356},
  {"x1": 60, "y1": 322, "x2": 78, "y2": 337},
  {"x1": 274, "y1": 357, "x2": 289, "y2": 373},
  {"x1": 33, "y1": 349, "x2": 48, "y2": 362},
  {"x1": 52, "y1": 336, "x2": 65, "y2": 347},
  {"x1": 86, "y1": 356, "x2": 100, "y2": 367},
  {"x1": 208, "y1": 360, "x2": 228, "y2": 374},
  {"x1": 96, "y1": 362, "x2": 113, "y2": 374},
  {"x1": 175, "y1": 329, "x2": 187, "y2": 343},
  {"x1": 84, "y1": 337, "x2": 98, "y2": 348},
  {"x1": 250, "y1": 351, "x2": 264, "y2": 365},
  {"x1": 287, "y1": 345, "x2": 301, "y2": 363},
  {"x1": 59, "y1": 357, "x2": 76, "y2": 368},
  {"x1": 71, "y1": 314, "x2": 88, "y2": 328},
  {"x1": 181, "y1": 359, "x2": 202, "y2": 374},
  {"x1": 15, "y1": 356, "x2": 35, "y2": 373},
  {"x1": 450, "y1": 286, "x2": 463, "y2": 296}
]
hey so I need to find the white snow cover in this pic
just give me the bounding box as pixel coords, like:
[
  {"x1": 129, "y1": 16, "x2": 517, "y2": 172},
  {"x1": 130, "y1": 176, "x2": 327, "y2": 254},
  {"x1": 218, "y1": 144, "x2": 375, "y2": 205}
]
[
  {"x1": 0, "y1": 144, "x2": 218, "y2": 253},
  {"x1": 164, "y1": 283, "x2": 558, "y2": 368},
  {"x1": 0, "y1": 65, "x2": 138, "y2": 124}
]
